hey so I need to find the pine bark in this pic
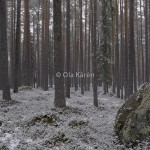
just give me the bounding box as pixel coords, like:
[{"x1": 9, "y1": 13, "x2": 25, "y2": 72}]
[
  {"x1": 53, "y1": 0, "x2": 66, "y2": 108},
  {"x1": 115, "y1": 0, "x2": 120, "y2": 98},
  {"x1": 0, "y1": 0, "x2": 11, "y2": 100},
  {"x1": 128, "y1": 0, "x2": 135, "y2": 96},
  {"x1": 66, "y1": 0, "x2": 71, "y2": 98},
  {"x1": 36, "y1": 0, "x2": 40, "y2": 88},
  {"x1": 79, "y1": 0, "x2": 84, "y2": 95},
  {"x1": 93, "y1": 0, "x2": 98, "y2": 107},
  {"x1": 124, "y1": 0, "x2": 129, "y2": 99},
  {"x1": 10, "y1": 0, "x2": 15, "y2": 88},
  {"x1": 23, "y1": 0, "x2": 31, "y2": 86},
  {"x1": 14, "y1": 0, "x2": 21, "y2": 93},
  {"x1": 145, "y1": 0, "x2": 149, "y2": 82},
  {"x1": 41, "y1": 0, "x2": 49, "y2": 91}
]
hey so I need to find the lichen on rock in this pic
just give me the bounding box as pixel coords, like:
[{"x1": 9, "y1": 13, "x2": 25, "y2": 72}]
[{"x1": 115, "y1": 83, "x2": 150, "y2": 147}]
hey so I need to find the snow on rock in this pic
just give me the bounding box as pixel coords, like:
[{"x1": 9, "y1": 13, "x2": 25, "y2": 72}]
[{"x1": 0, "y1": 87, "x2": 148, "y2": 150}]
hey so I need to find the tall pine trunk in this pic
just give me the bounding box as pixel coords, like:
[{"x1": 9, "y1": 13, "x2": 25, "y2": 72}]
[
  {"x1": 0, "y1": 0, "x2": 11, "y2": 100},
  {"x1": 53, "y1": 0, "x2": 66, "y2": 108},
  {"x1": 145, "y1": 0, "x2": 149, "y2": 83},
  {"x1": 66, "y1": 0, "x2": 71, "y2": 98},
  {"x1": 115, "y1": 0, "x2": 120, "y2": 98},
  {"x1": 128, "y1": 0, "x2": 135, "y2": 96},
  {"x1": 23, "y1": 0, "x2": 31, "y2": 86},
  {"x1": 124, "y1": 0, "x2": 129, "y2": 99},
  {"x1": 79, "y1": 0, "x2": 84, "y2": 95},
  {"x1": 14, "y1": 0, "x2": 21, "y2": 93},
  {"x1": 93, "y1": 0, "x2": 98, "y2": 107}
]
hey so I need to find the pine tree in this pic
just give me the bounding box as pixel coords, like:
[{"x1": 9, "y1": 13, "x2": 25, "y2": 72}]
[
  {"x1": 128, "y1": 0, "x2": 135, "y2": 96},
  {"x1": 10, "y1": 0, "x2": 16, "y2": 88},
  {"x1": 23, "y1": 0, "x2": 31, "y2": 86},
  {"x1": 124, "y1": 0, "x2": 129, "y2": 99},
  {"x1": 115, "y1": 0, "x2": 120, "y2": 98},
  {"x1": 99, "y1": 0, "x2": 113, "y2": 94},
  {"x1": 14, "y1": 0, "x2": 21, "y2": 93},
  {"x1": 0, "y1": 0, "x2": 11, "y2": 100},
  {"x1": 145, "y1": 0, "x2": 149, "y2": 83},
  {"x1": 79, "y1": 0, "x2": 84, "y2": 95},
  {"x1": 53, "y1": 0, "x2": 66, "y2": 108},
  {"x1": 93, "y1": 0, "x2": 98, "y2": 107},
  {"x1": 41, "y1": 0, "x2": 49, "y2": 91},
  {"x1": 66, "y1": 0, "x2": 71, "y2": 98}
]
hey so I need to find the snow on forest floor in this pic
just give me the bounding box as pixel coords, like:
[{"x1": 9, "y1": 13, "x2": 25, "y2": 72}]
[{"x1": 0, "y1": 87, "x2": 149, "y2": 150}]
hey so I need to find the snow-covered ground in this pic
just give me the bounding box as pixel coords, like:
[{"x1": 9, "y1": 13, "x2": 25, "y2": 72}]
[{"x1": 0, "y1": 87, "x2": 149, "y2": 150}]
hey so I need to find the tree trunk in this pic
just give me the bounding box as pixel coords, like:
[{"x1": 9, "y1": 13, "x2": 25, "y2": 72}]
[
  {"x1": 128, "y1": 0, "x2": 135, "y2": 96},
  {"x1": 0, "y1": 0, "x2": 11, "y2": 100},
  {"x1": 93, "y1": 0, "x2": 98, "y2": 107},
  {"x1": 66, "y1": 0, "x2": 71, "y2": 98},
  {"x1": 79, "y1": 0, "x2": 84, "y2": 95},
  {"x1": 23, "y1": 0, "x2": 31, "y2": 86},
  {"x1": 115, "y1": 0, "x2": 120, "y2": 98},
  {"x1": 53, "y1": 0, "x2": 66, "y2": 108},
  {"x1": 145, "y1": 0, "x2": 149, "y2": 82},
  {"x1": 14, "y1": 0, "x2": 21, "y2": 93},
  {"x1": 124, "y1": 0, "x2": 129, "y2": 99}
]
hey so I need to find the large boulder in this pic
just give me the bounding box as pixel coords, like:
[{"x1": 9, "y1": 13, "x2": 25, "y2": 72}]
[{"x1": 115, "y1": 83, "x2": 150, "y2": 147}]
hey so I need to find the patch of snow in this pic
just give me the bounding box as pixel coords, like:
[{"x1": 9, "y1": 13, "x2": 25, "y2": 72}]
[
  {"x1": 0, "y1": 87, "x2": 149, "y2": 150},
  {"x1": 9, "y1": 139, "x2": 20, "y2": 150}
]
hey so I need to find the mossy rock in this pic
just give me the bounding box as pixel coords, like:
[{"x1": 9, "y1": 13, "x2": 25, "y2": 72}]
[
  {"x1": 114, "y1": 93, "x2": 139, "y2": 139},
  {"x1": 44, "y1": 132, "x2": 72, "y2": 148},
  {"x1": 115, "y1": 83, "x2": 150, "y2": 147},
  {"x1": 27, "y1": 114, "x2": 57, "y2": 126},
  {"x1": 68, "y1": 120, "x2": 88, "y2": 128}
]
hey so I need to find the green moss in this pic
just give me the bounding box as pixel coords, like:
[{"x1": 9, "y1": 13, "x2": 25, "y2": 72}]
[
  {"x1": 114, "y1": 93, "x2": 139, "y2": 140},
  {"x1": 27, "y1": 114, "x2": 57, "y2": 126},
  {"x1": 44, "y1": 132, "x2": 72, "y2": 148},
  {"x1": 114, "y1": 83, "x2": 150, "y2": 147},
  {"x1": 68, "y1": 120, "x2": 88, "y2": 128}
]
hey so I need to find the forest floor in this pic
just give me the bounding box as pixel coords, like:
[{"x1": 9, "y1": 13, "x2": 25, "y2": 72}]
[{"x1": 0, "y1": 87, "x2": 149, "y2": 150}]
